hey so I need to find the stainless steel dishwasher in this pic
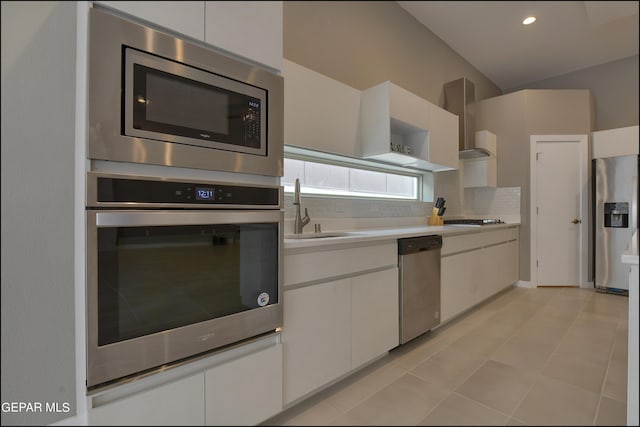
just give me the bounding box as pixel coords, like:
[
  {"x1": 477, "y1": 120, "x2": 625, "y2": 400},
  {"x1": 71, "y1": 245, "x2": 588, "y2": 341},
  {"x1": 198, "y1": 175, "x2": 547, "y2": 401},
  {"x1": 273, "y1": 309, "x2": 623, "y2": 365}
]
[{"x1": 398, "y1": 235, "x2": 442, "y2": 344}]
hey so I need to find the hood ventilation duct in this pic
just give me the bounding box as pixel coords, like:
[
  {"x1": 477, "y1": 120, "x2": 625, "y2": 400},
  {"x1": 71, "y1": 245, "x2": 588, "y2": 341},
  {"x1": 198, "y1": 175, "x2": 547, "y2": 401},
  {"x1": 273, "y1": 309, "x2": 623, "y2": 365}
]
[{"x1": 443, "y1": 78, "x2": 491, "y2": 159}]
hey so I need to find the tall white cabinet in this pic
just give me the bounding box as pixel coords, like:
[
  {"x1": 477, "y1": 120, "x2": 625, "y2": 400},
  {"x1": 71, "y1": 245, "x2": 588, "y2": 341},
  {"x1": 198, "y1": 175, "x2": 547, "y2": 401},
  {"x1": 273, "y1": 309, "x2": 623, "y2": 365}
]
[
  {"x1": 95, "y1": 1, "x2": 205, "y2": 39},
  {"x1": 95, "y1": 1, "x2": 283, "y2": 72},
  {"x1": 205, "y1": 1, "x2": 283, "y2": 71},
  {"x1": 80, "y1": 2, "x2": 285, "y2": 426}
]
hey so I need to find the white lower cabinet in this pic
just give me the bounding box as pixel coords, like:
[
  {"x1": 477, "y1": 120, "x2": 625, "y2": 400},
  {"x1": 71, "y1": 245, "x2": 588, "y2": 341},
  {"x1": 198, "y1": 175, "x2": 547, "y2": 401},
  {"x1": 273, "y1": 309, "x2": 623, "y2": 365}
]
[
  {"x1": 88, "y1": 374, "x2": 205, "y2": 426},
  {"x1": 204, "y1": 344, "x2": 283, "y2": 426},
  {"x1": 87, "y1": 336, "x2": 282, "y2": 426},
  {"x1": 351, "y1": 268, "x2": 399, "y2": 369},
  {"x1": 441, "y1": 249, "x2": 480, "y2": 322},
  {"x1": 441, "y1": 228, "x2": 519, "y2": 323},
  {"x1": 282, "y1": 278, "x2": 352, "y2": 405},
  {"x1": 282, "y1": 242, "x2": 399, "y2": 405}
]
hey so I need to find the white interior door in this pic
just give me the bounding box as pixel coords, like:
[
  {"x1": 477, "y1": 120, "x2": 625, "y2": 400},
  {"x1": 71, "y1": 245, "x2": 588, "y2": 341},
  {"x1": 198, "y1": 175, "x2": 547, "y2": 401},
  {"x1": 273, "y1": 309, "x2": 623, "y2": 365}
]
[{"x1": 531, "y1": 135, "x2": 588, "y2": 287}]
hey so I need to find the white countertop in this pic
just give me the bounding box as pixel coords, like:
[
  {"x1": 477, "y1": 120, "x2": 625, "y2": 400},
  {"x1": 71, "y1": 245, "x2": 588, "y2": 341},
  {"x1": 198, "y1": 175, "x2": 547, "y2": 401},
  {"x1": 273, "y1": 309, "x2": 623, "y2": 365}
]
[
  {"x1": 622, "y1": 228, "x2": 639, "y2": 265},
  {"x1": 284, "y1": 222, "x2": 520, "y2": 251}
]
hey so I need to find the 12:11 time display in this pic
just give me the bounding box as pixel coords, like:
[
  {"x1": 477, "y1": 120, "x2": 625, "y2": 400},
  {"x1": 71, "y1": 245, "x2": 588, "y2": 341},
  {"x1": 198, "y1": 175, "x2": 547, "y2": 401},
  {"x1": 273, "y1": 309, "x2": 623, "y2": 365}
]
[{"x1": 195, "y1": 187, "x2": 215, "y2": 200}]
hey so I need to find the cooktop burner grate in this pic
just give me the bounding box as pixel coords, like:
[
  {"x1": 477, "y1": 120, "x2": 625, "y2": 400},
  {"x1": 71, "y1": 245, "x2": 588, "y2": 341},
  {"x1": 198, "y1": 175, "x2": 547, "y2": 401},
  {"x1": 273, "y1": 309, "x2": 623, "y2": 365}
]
[{"x1": 443, "y1": 219, "x2": 504, "y2": 225}]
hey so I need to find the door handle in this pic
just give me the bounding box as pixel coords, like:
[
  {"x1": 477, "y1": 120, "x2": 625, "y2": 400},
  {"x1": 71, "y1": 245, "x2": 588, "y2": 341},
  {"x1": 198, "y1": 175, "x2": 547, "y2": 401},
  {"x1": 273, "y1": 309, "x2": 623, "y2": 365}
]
[{"x1": 571, "y1": 218, "x2": 582, "y2": 224}]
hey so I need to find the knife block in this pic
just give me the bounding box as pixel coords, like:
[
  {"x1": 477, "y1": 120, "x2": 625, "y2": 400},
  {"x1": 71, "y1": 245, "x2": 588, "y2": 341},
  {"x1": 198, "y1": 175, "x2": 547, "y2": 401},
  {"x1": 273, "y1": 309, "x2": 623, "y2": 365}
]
[{"x1": 428, "y1": 207, "x2": 444, "y2": 225}]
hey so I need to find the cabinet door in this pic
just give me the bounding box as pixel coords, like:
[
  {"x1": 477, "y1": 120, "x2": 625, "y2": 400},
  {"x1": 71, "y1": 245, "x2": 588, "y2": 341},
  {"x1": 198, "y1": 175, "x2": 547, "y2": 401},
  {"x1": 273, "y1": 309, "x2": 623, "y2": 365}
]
[
  {"x1": 428, "y1": 104, "x2": 459, "y2": 170},
  {"x1": 284, "y1": 60, "x2": 362, "y2": 157},
  {"x1": 462, "y1": 157, "x2": 497, "y2": 188},
  {"x1": 441, "y1": 250, "x2": 480, "y2": 322},
  {"x1": 204, "y1": 1, "x2": 282, "y2": 71},
  {"x1": 205, "y1": 344, "x2": 282, "y2": 426},
  {"x1": 351, "y1": 268, "x2": 399, "y2": 369},
  {"x1": 88, "y1": 374, "x2": 205, "y2": 425},
  {"x1": 282, "y1": 279, "x2": 351, "y2": 405},
  {"x1": 96, "y1": 1, "x2": 205, "y2": 40}
]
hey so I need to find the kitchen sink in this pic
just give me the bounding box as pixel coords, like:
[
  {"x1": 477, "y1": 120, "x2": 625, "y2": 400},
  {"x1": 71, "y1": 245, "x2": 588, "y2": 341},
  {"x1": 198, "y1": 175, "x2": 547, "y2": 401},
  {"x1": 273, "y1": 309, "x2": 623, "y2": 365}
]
[{"x1": 284, "y1": 231, "x2": 360, "y2": 239}]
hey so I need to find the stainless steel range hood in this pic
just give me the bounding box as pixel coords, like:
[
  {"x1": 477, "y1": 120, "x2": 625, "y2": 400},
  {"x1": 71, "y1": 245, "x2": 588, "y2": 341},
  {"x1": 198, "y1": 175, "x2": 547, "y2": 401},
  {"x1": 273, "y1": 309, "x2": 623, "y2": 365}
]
[{"x1": 444, "y1": 78, "x2": 491, "y2": 159}]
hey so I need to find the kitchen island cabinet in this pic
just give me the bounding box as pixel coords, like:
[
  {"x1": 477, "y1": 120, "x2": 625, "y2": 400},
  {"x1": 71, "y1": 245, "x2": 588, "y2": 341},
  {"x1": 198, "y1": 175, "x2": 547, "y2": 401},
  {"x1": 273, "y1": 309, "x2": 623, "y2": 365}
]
[{"x1": 622, "y1": 229, "x2": 638, "y2": 426}]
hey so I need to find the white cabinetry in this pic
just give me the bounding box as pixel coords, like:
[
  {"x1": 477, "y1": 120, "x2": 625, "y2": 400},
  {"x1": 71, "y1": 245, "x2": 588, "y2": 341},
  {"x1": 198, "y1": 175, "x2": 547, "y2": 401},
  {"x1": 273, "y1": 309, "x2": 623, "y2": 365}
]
[
  {"x1": 88, "y1": 374, "x2": 205, "y2": 426},
  {"x1": 95, "y1": 1, "x2": 283, "y2": 71},
  {"x1": 282, "y1": 278, "x2": 352, "y2": 405},
  {"x1": 360, "y1": 81, "x2": 458, "y2": 171},
  {"x1": 87, "y1": 335, "x2": 282, "y2": 426},
  {"x1": 428, "y1": 104, "x2": 460, "y2": 170},
  {"x1": 205, "y1": 344, "x2": 283, "y2": 426},
  {"x1": 441, "y1": 227, "x2": 519, "y2": 322},
  {"x1": 351, "y1": 268, "x2": 399, "y2": 369},
  {"x1": 463, "y1": 130, "x2": 497, "y2": 188},
  {"x1": 204, "y1": 1, "x2": 283, "y2": 71},
  {"x1": 284, "y1": 60, "x2": 362, "y2": 157},
  {"x1": 282, "y1": 242, "x2": 398, "y2": 405},
  {"x1": 592, "y1": 125, "x2": 639, "y2": 159},
  {"x1": 95, "y1": 1, "x2": 205, "y2": 40}
]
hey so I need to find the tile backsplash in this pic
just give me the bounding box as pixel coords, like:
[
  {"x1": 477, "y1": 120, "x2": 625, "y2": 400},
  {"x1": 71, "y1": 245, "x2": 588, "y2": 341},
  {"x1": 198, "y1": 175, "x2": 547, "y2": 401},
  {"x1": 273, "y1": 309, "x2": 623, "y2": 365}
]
[
  {"x1": 464, "y1": 186, "x2": 522, "y2": 224},
  {"x1": 283, "y1": 183, "x2": 521, "y2": 233},
  {"x1": 283, "y1": 195, "x2": 431, "y2": 232}
]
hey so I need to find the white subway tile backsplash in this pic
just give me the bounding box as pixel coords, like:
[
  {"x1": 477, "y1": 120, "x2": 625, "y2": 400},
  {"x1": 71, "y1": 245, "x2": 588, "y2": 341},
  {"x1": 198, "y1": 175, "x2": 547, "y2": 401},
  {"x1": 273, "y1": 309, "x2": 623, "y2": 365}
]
[
  {"x1": 283, "y1": 184, "x2": 521, "y2": 234},
  {"x1": 464, "y1": 187, "x2": 521, "y2": 220}
]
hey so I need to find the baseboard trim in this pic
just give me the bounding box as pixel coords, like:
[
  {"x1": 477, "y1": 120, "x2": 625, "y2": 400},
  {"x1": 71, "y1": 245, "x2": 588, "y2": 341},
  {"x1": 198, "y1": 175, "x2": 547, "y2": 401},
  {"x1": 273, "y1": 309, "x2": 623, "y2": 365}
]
[{"x1": 516, "y1": 280, "x2": 535, "y2": 288}]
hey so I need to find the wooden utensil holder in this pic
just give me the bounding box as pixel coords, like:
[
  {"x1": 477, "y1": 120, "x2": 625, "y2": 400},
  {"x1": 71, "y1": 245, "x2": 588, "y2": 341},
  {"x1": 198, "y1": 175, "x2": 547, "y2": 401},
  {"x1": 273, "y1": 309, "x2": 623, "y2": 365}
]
[{"x1": 428, "y1": 207, "x2": 444, "y2": 225}]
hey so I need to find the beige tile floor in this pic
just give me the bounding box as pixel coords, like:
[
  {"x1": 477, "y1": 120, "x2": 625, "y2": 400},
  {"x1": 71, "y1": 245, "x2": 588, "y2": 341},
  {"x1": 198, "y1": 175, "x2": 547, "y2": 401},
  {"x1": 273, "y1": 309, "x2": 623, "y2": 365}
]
[{"x1": 263, "y1": 286, "x2": 629, "y2": 426}]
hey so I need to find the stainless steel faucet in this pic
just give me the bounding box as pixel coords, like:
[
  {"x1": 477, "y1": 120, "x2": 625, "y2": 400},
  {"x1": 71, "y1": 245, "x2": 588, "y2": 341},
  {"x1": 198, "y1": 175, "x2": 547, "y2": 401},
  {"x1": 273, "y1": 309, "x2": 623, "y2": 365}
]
[{"x1": 293, "y1": 178, "x2": 311, "y2": 234}]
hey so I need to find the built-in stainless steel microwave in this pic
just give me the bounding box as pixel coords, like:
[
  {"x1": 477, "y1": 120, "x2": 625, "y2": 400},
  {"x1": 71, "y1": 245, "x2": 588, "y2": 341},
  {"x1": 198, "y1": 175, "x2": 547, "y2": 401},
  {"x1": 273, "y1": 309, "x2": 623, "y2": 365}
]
[{"x1": 88, "y1": 7, "x2": 284, "y2": 177}]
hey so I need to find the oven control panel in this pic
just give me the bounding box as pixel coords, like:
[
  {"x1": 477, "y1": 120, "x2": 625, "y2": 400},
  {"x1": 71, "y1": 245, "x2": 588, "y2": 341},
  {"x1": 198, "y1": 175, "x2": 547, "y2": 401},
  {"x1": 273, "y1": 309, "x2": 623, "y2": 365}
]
[{"x1": 88, "y1": 174, "x2": 281, "y2": 208}]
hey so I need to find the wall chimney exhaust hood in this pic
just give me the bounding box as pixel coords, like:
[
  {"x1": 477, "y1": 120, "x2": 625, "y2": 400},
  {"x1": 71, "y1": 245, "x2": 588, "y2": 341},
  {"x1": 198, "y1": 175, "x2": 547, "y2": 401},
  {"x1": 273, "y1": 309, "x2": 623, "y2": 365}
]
[{"x1": 444, "y1": 78, "x2": 491, "y2": 159}]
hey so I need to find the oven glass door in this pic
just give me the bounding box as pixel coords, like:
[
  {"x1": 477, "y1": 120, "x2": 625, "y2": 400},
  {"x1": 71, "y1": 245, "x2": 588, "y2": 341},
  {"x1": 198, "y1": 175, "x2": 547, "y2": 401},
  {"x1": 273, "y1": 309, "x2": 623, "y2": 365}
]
[
  {"x1": 124, "y1": 48, "x2": 267, "y2": 155},
  {"x1": 95, "y1": 212, "x2": 278, "y2": 346},
  {"x1": 87, "y1": 210, "x2": 282, "y2": 387}
]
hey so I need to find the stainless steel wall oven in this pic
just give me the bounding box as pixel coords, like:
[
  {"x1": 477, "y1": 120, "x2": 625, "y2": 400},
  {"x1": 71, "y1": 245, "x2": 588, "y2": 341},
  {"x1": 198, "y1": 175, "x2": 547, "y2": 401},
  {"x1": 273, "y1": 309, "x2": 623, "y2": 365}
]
[
  {"x1": 86, "y1": 172, "x2": 283, "y2": 389},
  {"x1": 88, "y1": 7, "x2": 284, "y2": 177}
]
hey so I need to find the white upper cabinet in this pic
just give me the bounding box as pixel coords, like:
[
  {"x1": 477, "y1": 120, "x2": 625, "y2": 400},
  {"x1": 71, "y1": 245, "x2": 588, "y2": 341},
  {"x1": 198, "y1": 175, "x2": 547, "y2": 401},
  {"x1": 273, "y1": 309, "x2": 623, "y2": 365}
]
[
  {"x1": 360, "y1": 81, "x2": 459, "y2": 172},
  {"x1": 96, "y1": 2, "x2": 283, "y2": 71},
  {"x1": 592, "y1": 125, "x2": 639, "y2": 159},
  {"x1": 462, "y1": 130, "x2": 497, "y2": 188},
  {"x1": 428, "y1": 104, "x2": 459, "y2": 170},
  {"x1": 204, "y1": 1, "x2": 283, "y2": 71},
  {"x1": 96, "y1": 1, "x2": 205, "y2": 40},
  {"x1": 283, "y1": 60, "x2": 362, "y2": 157}
]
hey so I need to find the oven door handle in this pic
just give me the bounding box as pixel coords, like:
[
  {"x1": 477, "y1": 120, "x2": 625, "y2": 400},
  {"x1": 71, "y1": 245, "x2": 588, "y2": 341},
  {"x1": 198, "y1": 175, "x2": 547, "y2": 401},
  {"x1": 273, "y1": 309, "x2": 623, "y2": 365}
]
[{"x1": 91, "y1": 209, "x2": 282, "y2": 227}]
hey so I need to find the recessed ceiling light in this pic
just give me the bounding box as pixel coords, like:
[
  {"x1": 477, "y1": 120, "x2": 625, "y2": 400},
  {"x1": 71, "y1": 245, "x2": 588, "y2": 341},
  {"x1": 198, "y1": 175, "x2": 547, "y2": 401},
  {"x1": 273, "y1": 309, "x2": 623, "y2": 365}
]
[{"x1": 522, "y1": 16, "x2": 536, "y2": 25}]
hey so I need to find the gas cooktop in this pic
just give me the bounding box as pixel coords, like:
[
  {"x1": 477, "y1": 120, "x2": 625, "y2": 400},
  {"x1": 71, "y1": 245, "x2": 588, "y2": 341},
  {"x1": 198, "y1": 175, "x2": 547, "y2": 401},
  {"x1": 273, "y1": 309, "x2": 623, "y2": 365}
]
[{"x1": 444, "y1": 219, "x2": 505, "y2": 225}]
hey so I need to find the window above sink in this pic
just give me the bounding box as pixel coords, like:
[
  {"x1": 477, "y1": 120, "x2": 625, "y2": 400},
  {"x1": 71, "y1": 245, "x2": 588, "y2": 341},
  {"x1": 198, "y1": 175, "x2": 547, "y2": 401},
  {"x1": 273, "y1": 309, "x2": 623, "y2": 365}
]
[{"x1": 283, "y1": 145, "x2": 431, "y2": 201}]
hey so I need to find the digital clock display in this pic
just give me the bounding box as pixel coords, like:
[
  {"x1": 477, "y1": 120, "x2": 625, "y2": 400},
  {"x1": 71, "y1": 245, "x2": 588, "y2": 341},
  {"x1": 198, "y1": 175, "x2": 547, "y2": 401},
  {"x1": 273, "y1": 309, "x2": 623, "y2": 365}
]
[{"x1": 196, "y1": 187, "x2": 215, "y2": 201}]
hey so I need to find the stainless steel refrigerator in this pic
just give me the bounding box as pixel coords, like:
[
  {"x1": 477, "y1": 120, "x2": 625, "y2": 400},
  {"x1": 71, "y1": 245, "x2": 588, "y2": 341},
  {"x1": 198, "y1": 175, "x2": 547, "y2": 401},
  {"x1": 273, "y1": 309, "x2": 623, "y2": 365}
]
[{"x1": 593, "y1": 154, "x2": 639, "y2": 294}]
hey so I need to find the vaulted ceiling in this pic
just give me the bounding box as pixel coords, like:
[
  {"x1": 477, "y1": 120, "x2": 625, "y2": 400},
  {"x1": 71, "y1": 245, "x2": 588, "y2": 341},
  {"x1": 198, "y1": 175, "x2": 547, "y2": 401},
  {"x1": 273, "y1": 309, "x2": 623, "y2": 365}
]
[{"x1": 397, "y1": 1, "x2": 639, "y2": 90}]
